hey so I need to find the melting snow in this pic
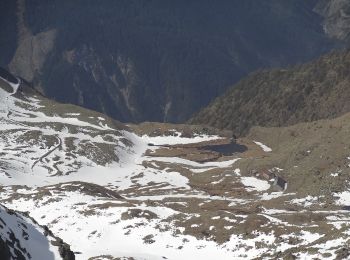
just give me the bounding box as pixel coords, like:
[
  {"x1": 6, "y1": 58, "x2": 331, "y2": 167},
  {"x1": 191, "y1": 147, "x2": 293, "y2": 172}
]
[
  {"x1": 253, "y1": 141, "x2": 272, "y2": 152},
  {"x1": 240, "y1": 177, "x2": 270, "y2": 191},
  {"x1": 291, "y1": 196, "x2": 319, "y2": 207},
  {"x1": 142, "y1": 132, "x2": 223, "y2": 145},
  {"x1": 334, "y1": 191, "x2": 350, "y2": 205}
]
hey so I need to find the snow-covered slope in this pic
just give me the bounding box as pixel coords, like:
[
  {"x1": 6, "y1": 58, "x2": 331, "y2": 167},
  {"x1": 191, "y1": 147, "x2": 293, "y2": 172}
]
[
  {"x1": 0, "y1": 72, "x2": 223, "y2": 189},
  {"x1": 0, "y1": 74, "x2": 126, "y2": 186},
  {"x1": 2, "y1": 69, "x2": 350, "y2": 259},
  {"x1": 0, "y1": 71, "x2": 245, "y2": 259},
  {"x1": 0, "y1": 203, "x2": 74, "y2": 260}
]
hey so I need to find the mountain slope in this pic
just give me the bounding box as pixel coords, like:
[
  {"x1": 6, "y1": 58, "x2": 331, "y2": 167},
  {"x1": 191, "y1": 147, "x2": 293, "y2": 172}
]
[
  {"x1": 0, "y1": 204, "x2": 74, "y2": 260},
  {"x1": 190, "y1": 49, "x2": 350, "y2": 136},
  {"x1": 1, "y1": 68, "x2": 350, "y2": 259},
  {"x1": 2, "y1": 0, "x2": 337, "y2": 123},
  {"x1": 0, "y1": 68, "x2": 132, "y2": 185}
]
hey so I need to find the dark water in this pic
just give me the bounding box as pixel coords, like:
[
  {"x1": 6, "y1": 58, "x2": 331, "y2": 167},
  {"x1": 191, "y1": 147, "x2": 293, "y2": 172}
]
[{"x1": 201, "y1": 142, "x2": 247, "y2": 156}]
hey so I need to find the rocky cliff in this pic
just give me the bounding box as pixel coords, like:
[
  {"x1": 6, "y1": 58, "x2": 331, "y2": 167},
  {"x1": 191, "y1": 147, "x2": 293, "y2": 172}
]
[{"x1": 315, "y1": 0, "x2": 350, "y2": 42}]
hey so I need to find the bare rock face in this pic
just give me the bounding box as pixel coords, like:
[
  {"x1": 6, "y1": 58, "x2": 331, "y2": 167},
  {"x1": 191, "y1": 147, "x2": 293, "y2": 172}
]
[
  {"x1": 9, "y1": 29, "x2": 57, "y2": 83},
  {"x1": 0, "y1": 237, "x2": 11, "y2": 260},
  {"x1": 8, "y1": 0, "x2": 57, "y2": 85},
  {"x1": 315, "y1": 0, "x2": 350, "y2": 41}
]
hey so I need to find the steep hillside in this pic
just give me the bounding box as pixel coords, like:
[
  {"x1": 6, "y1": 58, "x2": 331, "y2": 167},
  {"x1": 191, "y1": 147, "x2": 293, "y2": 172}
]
[
  {"x1": 0, "y1": 68, "x2": 132, "y2": 184},
  {"x1": 0, "y1": 204, "x2": 74, "y2": 260},
  {"x1": 0, "y1": 1, "x2": 17, "y2": 66},
  {"x1": 190, "y1": 49, "x2": 350, "y2": 136},
  {"x1": 2, "y1": 0, "x2": 336, "y2": 123}
]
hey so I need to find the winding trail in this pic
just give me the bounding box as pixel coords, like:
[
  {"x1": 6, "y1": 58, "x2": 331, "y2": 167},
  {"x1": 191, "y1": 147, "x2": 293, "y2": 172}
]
[{"x1": 31, "y1": 136, "x2": 62, "y2": 171}]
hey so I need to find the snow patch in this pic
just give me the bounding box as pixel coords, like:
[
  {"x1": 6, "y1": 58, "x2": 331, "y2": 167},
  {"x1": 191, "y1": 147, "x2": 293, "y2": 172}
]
[
  {"x1": 240, "y1": 177, "x2": 270, "y2": 192},
  {"x1": 253, "y1": 141, "x2": 272, "y2": 152}
]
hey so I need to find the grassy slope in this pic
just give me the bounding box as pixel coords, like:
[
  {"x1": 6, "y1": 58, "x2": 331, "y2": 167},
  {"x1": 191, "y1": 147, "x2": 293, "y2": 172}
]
[
  {"x1": 190, "y1": 49, "x2": 350, "y2": 136},
  {"x1": 235, "y1": 111, "x2": 350, "y2": 198}
]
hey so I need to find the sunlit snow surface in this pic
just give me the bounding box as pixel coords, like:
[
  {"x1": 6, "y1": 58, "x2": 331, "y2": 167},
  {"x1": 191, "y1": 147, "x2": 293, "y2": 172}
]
[{"x1": 0, "y1": 204, "x2": 62, "y2": 260}]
